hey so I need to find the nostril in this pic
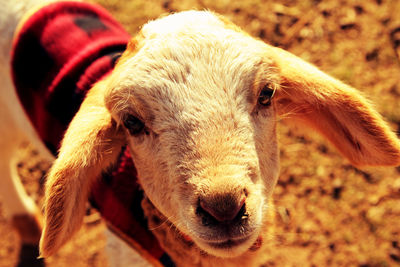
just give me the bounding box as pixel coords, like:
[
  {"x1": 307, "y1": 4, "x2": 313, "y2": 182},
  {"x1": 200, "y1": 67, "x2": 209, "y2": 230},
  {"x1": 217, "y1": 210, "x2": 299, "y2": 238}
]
[
  {"x1": 198, "y1": 195, "x2": 246, "y2": 223},
  {"x1": 196, "y1": 205, "x2": 218, "y2": 226}
]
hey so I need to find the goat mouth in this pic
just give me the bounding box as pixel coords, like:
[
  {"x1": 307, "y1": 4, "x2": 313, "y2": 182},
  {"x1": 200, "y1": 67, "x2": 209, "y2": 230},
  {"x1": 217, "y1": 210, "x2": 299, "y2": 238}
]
[
  {"x1": 191, "y1": 231, "x2": 262, "y2": 257},
  {"x1": 206, "y1": 237, "x2": 250, "y2": 249}
]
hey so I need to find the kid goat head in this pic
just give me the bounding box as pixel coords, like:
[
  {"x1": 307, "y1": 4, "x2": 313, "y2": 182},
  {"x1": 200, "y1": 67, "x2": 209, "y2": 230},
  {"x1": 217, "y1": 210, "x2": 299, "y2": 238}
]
[{"x1": 40, "y1": 11, "x2": 400, "y2": 258}]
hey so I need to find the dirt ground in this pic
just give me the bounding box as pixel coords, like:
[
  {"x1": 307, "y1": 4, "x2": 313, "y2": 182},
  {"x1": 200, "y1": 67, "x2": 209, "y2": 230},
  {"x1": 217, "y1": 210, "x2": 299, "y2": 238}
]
[{"x1": 1, "y1": 0, "x2": 400, "y2": 266}]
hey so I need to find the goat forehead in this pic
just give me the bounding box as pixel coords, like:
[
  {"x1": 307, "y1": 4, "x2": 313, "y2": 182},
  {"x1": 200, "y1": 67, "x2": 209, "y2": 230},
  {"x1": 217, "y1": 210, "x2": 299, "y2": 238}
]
[
  {"x1": 129, "y1": 43, "x2": 260, "y2": 129},
  {"x1": 112, "y1": 11, "x2": 274, "y2": 130},
  {"x1": 124, "y1": 31, "x2": 266, "y2": 107},
  {"x1": 134, "y1": 29, "x2": 265, "y2": 77},
  {"x1": 125, "y1": 11, "x2": 268, "y2": 91}
]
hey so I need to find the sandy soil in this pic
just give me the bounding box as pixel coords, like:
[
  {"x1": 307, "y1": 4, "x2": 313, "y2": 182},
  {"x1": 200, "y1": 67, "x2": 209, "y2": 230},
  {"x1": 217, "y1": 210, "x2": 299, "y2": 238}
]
[{"x1": 1, "y1": 0, "x2": 400, "y2": 266}]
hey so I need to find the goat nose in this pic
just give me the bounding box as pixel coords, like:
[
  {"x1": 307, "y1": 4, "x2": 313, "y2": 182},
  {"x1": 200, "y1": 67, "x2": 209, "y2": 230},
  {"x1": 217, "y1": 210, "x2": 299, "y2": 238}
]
[{"x1": 198, "y1": 194, "x2": 246, "y2": 223}]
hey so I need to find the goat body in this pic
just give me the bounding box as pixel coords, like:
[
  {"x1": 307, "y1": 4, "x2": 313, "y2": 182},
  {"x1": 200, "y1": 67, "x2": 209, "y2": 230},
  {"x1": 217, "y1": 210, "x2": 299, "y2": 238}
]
[{"x1": 1, "y1": 0, "x2": 400, "y2": 267}]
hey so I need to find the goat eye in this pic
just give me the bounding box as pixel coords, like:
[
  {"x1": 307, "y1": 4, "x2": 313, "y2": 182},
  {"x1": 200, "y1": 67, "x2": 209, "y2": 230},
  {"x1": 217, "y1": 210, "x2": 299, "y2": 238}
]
[
  {"x1": 258, "y1": 84, "x2": 276, "y2": 107},
  {"x1": 123, "y1": 114, "x2": 145, "y2": 135}
]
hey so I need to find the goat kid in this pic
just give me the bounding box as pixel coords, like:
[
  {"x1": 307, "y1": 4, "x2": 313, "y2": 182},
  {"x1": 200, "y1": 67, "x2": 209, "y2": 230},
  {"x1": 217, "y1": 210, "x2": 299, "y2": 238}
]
[{"x1": 1, "y1": 0, "x2": 400, "y2": 266}]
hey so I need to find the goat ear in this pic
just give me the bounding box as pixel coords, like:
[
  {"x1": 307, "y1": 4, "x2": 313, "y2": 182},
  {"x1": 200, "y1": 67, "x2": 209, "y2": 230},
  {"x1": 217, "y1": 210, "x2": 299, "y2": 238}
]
[
  {"x1": 267, "y1": 45, "x2": 400, "y2": 167},
  {"x1": 39, "y1": 80, "x2": 125, "y2": 257}
]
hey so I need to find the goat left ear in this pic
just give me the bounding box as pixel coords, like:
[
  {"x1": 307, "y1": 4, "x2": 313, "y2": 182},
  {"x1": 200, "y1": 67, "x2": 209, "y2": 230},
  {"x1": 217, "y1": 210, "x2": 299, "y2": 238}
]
[
  {"x1": 266, "y1": 45, "x2": 400, "y2": 167},
  {"x1": 39, "y1": 79, "x2": 125, "y2": 257}
]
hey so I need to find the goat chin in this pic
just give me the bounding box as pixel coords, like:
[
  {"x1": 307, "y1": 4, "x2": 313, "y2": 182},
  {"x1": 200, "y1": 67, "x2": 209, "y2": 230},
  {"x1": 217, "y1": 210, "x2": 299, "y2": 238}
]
[{"x1": 193, "y1": 233, "x2": 260, "y2": 258}]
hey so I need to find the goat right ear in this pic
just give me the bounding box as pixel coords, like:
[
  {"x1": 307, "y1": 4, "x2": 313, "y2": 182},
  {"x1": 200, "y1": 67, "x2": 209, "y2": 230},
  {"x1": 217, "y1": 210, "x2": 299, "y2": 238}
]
[
  {"x1": 265, "y1": 45, "x2": 400, "y2": 167},
  {"x1": 39, "y1": 79, "x2": 125, "y2": 257}
]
